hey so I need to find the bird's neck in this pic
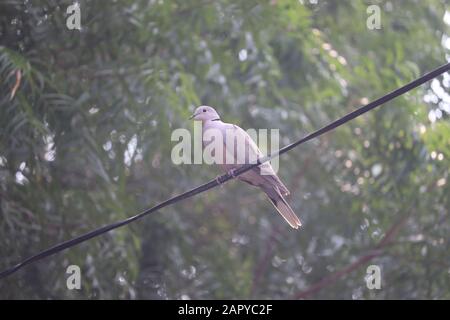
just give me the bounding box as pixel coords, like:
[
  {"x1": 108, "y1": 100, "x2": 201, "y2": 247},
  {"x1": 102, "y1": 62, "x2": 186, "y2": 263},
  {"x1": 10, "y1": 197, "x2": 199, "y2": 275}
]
[{"x1": 203, "y1": 118, "x2": 221, "y2": 126}]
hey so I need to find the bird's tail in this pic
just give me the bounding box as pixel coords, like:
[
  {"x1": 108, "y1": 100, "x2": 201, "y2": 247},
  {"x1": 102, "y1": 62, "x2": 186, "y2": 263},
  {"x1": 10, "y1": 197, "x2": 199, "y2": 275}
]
[{"x1": 263, "y1": 186, "x2": 302, "y2": 229}]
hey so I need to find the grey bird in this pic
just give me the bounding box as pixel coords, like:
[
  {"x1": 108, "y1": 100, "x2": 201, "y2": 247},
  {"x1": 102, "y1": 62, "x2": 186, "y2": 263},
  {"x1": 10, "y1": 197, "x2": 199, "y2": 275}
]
[{"x1": 190, "y1": 105, "x2": 302, "y2": 229}]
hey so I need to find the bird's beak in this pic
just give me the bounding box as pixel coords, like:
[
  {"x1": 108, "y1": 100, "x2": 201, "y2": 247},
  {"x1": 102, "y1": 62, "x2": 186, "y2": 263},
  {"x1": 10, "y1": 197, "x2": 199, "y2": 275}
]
[{"x1": 189, "y1": 113, "x2": 198, "y2": 120}]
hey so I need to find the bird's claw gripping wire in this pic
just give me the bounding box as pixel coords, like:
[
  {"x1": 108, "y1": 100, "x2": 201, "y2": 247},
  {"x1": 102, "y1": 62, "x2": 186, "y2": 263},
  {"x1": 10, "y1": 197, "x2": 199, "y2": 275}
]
[
  {"x1": 227, "y1": 168, "x2": 237, "y2": 178},
  {"x1": 215, "y1": 169, "x2": 237, "y2": 185},
  {"x1": 215, "y1": 175, "x2": 223, "y2": 185}
]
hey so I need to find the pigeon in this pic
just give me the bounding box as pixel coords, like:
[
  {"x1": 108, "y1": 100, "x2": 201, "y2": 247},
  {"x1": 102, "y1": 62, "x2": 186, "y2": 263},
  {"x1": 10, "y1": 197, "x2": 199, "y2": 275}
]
[{"x1": 189, "y1": 105, "x2": 302, "y2": 229}]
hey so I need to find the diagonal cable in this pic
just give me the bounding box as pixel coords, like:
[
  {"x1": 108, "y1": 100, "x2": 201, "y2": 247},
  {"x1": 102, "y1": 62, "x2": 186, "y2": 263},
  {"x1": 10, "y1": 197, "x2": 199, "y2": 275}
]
[{"x1": 1, "y1": 62, "x2": 449, "y2": 280}]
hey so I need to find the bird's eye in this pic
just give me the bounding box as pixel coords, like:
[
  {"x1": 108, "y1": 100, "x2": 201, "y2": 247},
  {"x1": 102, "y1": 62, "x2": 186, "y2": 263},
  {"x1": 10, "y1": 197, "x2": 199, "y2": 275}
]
[{"x1": 203, "y1": 109, "x2": 206, "y2": 112}]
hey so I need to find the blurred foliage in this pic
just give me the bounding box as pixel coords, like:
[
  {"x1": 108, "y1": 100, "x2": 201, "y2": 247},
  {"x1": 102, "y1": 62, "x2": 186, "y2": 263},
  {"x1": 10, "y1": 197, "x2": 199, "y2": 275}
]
[{"x1": 0, "y1": 0, "x2": 449, "y2": 299}]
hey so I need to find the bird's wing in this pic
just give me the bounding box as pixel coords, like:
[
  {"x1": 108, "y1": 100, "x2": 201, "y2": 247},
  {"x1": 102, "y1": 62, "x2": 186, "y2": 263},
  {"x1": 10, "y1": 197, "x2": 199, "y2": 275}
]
[
  {"x1": 218, "y1": 123, "x2": 263, "y2": 165},
  {"x1": 220, "y1": 123, "x2": 290, "y2": 195},
  {"x1": 217, "y1": 121, "x2": 300, "y2": 228}
]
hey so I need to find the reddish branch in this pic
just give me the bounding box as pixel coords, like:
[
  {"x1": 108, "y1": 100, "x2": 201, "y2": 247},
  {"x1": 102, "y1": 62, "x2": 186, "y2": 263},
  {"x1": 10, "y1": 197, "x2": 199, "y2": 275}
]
[
  {"x1": 292, "y1": 214, "x2": 410, "y2": 299},
  {"x1": 10, "y1": 69, "x2": 22, "y2": 100},
  {"x1": 250, "y1": 225, "x2": 282, "y2": 296},
  {"x1": 250, "y1": 139, "x2": 326, "y2": 297}
]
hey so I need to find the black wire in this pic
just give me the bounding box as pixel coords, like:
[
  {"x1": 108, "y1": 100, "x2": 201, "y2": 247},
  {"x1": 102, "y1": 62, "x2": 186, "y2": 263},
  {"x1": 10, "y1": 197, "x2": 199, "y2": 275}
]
[{"x1": 1, "y1": 62, "x2": 449, "y2": 280}]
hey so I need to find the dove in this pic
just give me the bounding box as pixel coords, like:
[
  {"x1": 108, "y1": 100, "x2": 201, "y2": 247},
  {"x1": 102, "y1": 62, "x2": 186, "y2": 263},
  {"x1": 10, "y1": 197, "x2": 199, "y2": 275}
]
[{"x1": 189, "y1": 105, "x2": 302, "y2": 229}]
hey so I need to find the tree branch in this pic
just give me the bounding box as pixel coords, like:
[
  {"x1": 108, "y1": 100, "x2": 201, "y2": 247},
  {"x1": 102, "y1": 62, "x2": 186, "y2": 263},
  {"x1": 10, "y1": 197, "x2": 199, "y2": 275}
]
[{"x1": 292, "y1": 214, "x2": 410, "y2": 299}]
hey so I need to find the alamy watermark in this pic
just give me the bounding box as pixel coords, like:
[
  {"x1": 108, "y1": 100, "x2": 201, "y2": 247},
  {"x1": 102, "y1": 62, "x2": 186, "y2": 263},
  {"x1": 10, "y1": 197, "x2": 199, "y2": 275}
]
[
  {"x1": 66, "y1": 2, "x2": 81, "y2": 30},
  {"x1": 366, "y1": 5, "x2": 382, "y2": 30},
  {"x1": 66, "y1": 264, "x2": 81, "y2": 290},
  {"x1": 365, "y1": 264, "x2": 381, "y2": 290},
  {"x1": 171, "y1": 122, "x2": 280, "y2": 175}
]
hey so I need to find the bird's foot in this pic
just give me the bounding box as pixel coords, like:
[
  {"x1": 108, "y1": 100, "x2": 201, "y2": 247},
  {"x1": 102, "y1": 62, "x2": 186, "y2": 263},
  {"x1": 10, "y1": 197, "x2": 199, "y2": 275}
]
[
  {"x1": 227, "y1": 168, "x2": 237, "y2": 178},
  {"x1": 215, "y1": 169, "x2": 237, "y2": 185},
  {"x1": 215, "y1": 175, "x2": 224, "y2": 185}
]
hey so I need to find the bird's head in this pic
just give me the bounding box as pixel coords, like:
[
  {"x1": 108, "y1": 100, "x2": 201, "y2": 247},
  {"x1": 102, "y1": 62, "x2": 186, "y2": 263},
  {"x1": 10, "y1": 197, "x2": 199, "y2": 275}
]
[{"x1": 189, "y1": 105, "x2": 220, "y2": 122}]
